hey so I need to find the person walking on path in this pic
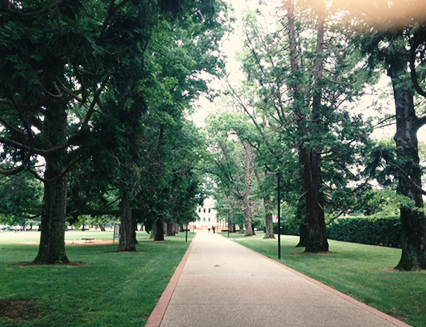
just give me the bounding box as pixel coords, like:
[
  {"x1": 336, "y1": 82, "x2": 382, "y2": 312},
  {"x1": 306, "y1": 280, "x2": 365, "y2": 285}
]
[{"x1": 146, "y1": 232, "x2": 411, "y2": 327}]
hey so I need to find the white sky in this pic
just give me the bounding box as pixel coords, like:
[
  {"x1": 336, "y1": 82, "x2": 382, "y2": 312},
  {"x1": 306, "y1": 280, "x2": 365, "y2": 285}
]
[
  {"x1": 190, "y1": 0, "x2": 276, "y2": 127},
  {"x1": 189, "y1": 0, "x2": 426, "y2": 144}
]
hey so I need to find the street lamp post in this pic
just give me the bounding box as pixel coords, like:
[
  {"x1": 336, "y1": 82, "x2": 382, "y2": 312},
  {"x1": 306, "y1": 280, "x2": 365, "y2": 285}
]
[{"x1": 267, "y1": 172, "x2": 281, "y2": 259}]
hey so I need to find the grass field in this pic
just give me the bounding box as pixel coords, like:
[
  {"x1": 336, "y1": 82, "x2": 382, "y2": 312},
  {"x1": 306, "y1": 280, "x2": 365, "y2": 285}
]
[
  {"x1": 225, "y1": 232, "x2": 426, "y2": 327},
  {"x1": 0, "y1": 230, "x2": 193, "y2": 327}
]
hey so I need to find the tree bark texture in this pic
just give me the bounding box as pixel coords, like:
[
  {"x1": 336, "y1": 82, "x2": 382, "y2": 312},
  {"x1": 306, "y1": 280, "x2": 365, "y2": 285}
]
[
  {"x1": 167, "y1": 220, "x2": 177, "y2": 236},
  {"x1": 304, "y1": 4, "x2": 328, "y2": 253},
  {"x1": 118, "y1": 195, "x2": 137, "y2": 252},
  {"x1": 389, "y1": 68, "x2": 426, "y2": 270},
  {"x1": 254, "y1": 170, "x2": 275, "y2": 239},
  {"x1": 244, "y1": 142, "x2": 253, "y2": 236},
  {"x1": 154, "y1": 217, "x2": 165, "y2": 241},
  {"x1": 33, "y1": 103, "x2": 69, "y2": 264},
  {"x1": 287, "y1": 0, "x2": 328, "y2": 252},
  {"x1": 296, "y1": 222, "x2": 308, "y2": 247},
  {"x1": 33, "y1": 169, "x2": 69, "y2": 264},
  {"x1": 263, "y1": 196, "x2": 275, "y2": 239}
]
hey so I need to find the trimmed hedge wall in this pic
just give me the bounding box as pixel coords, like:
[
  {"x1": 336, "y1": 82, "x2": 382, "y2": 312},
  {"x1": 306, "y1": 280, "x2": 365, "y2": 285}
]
[
  {"x1": 272, "y1": 224, "x2": 299, "y2": 236},
  {"x1": 274, "y1": 216, "x2": 402, "y2": 248},
  {"x1": 327, "y1": 216, "x2": 401, "y2": 248}
]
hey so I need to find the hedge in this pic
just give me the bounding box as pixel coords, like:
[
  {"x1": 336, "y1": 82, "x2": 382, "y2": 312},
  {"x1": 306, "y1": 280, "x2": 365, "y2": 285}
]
[
  {"x1": 274, "y1": 216, "x2": 402, "y2": 248},
  {"x1": 326, "y1": 216, "x2": 401, "y2": 248}
]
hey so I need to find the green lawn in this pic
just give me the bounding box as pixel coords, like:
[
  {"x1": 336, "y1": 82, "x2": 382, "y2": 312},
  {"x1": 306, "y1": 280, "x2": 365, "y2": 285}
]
[
  {"x1": 0, "y1": 230, "x2": 193, "y2": 327},
  {"x1": 225, "y1": 232, "x2": 426, "y2": 327}
]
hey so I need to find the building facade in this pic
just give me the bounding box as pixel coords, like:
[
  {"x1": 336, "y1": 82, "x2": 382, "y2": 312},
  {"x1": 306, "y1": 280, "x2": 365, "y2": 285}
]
[{"x1": 193, "y1": 198, "x2": 220, "y2": 232}]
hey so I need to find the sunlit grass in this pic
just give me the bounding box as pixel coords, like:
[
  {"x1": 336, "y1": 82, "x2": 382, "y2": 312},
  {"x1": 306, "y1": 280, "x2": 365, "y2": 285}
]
[
  {"x1": 224, "y1": 232, "x2": 426, "y2": 327},
  {"x1": 0, "y1": 231, "x2": 193, "y2": 327}
]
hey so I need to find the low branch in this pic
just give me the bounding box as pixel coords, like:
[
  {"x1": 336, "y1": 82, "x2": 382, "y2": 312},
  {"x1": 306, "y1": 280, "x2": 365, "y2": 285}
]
[
  {"x1": 97, "y1": 0, "x2": 131, "y2": 45},
  {"x1": 0, "y1": 165, "x2": 26, "y2": 176},
  {"x1": 390, "y1": 163, "x2": 426, "y2": 196},
  {"x1": 0, "y1": 116, "x2": 25, "y2": 136},
  {"x1": 27, "y1": 156, "x2": 80, "y2": 184},
  {"x1": 80, "y1": 75, "x2": 110, "y2": 131},
  {"x1": 56, "y1": 79, "x2": 84, "y2": 102},
  {"x1": 325, "y1": 210, "x2": 346, "y2": 226},
  {"x1": 409, "y1": 38, "x2": 426, "y2": 98}
]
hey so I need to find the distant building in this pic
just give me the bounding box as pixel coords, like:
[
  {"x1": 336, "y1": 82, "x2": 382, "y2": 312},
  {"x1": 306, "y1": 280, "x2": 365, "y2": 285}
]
[{"x1": 193, "y1": 198, "x2": 220, "y2": 232}]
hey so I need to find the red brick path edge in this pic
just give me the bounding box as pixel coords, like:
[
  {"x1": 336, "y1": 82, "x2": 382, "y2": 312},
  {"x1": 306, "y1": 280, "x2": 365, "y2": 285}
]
[
  {"x1": 145, "y1": 235, "x2": 196, "y2": 327},
  {"x1": 145, "y1": 234, "x2": 412, "y2": 327},
  {"x1": 242, "y1": 244, "x2": 412, "y2": 327}
]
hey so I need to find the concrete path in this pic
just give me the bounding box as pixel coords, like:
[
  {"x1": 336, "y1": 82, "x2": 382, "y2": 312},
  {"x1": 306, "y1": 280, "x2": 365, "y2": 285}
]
[{"x1": 146, "y1": 231, "x2": 411, "y2": 327}]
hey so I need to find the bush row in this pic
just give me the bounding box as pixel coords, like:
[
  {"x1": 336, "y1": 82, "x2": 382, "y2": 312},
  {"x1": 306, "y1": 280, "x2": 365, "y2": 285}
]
[{"x1": 273, "y1": 216, "x2": 402, "y2": 248}]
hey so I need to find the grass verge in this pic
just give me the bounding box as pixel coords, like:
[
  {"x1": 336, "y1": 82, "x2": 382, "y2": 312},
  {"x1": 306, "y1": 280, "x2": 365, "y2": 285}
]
[
  {"x1": 0, "y1": 230, "x2": 193, "y2": 327},
  {"x1": 223, "y1": 231, "x2": 426, "y2": 327}
]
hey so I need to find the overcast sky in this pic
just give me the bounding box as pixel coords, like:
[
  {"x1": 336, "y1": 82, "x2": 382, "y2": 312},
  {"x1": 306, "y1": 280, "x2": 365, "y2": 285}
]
[{"x1": 189, "y1": 1, "x2": 426, "y2": 144}]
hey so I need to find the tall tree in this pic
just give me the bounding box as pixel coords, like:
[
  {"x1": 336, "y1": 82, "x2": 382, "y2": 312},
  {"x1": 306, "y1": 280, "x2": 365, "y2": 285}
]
[
  {"x1": 230, "y1": 2, "x2": 373, "y2": 252},
  {"x1": 335, "y1": 0, "x2": 426, "y2": 270},
  {"x1": 0, "y1": 0, "x2": 227, "y2": 263}
]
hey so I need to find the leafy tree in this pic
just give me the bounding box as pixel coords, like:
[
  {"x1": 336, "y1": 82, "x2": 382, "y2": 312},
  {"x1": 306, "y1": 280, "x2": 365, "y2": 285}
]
[
  {"x1": 335, "y1": 0, "x2": 426, "y2": 270},
  {"x1": 204, "y1": 111, "x2": 266, "y2": 236},
  {"x1": 0, "y1": 173, "x2": 42, "y2": 226},
  {"x1": 225, "y1": 3, "x2": 373, "y2": 252},
  {"x1": 0, "y1": 0, "x2": 228, "y2": 263}
]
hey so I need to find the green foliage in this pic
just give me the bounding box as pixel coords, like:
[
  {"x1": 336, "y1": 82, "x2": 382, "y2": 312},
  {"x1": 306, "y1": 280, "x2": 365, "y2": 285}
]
[
  {"x1": 226, "y1": 7, "x2": 376, "y2": 225},
  {"x1": 278, "y1": 212, "x2": 403, "y2": 249},
  {"x1": 0, "y1": 173, "x2": 42, "y2": 225},
  {"x1": 355, "y1": 188, "x2": 413, "y2": 216},
  {"x1": 327, "y1": 216, "x2": 402, "y2": 248}
]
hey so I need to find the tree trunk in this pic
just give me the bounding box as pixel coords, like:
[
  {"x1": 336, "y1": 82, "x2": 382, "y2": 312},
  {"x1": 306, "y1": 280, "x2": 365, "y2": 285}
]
[
  {"x1": 154, "y1": 217, "x2": 165, "y2": 241},
  {"x1": 228, "y1": 218, "x2": 234, "y2": 233},
  {"x1": 264, "y1": 196, "x2": 275, "y2": 239},
  {"x1": 33, "y1": 172, "x2": 69, "y2": 264},
  {"x1": 33, "y1": 102, "x2": 70, "y2": 265},
  {"x1": 118, "y1": 195, "x2": 137, "y2": 252},
  {"x1": 254, "y1": 170, "x2": 275, "y2": 239},
  {"x1": 389, "y1": 68, "x2": 426, "y2": 270},
  {"x1": 296, "y1": 222, "x2": 308, "y2": 247},
  {"x1": 244, "y1": 142, "x2": 253, "y2": 236},
  {"x1": 287, "y1": 0, "x2": 328, "y2": 253},
  {"x1": 167, "y1": 219, "x2": 177, "y2": 236},
  {"x1": 305, "y1": 1, "x2": 329, "y2": 253}
]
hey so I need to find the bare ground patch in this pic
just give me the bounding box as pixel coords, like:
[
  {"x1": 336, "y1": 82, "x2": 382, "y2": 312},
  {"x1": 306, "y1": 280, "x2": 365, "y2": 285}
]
[
  {"x1": 293, "y1": 251, "x2": 335, "y2": 256},
  {"x1": 13, "y1": 261, "x2": 88, "y2": 267},
  {"x1": 0, "y1": 299, "x2": 44, "y2": 322},
  {"x1": 21, "y1": 240, "x2": 115, "y2": 246},
  {"x1": 383, "y1": 267, "x2": 426, "y2": 273}
]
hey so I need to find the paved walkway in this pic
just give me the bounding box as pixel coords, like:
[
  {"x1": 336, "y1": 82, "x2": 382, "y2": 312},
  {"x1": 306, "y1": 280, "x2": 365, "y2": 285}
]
[{"x1": 146, "y1": 231, "x2": 411, "y2": 327}]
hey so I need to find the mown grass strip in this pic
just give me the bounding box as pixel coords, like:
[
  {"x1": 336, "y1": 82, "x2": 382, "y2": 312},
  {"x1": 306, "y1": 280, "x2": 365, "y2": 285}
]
[
  {"x1": 225, "y1": 232, "x2": 426, "y2": 327},
  {"x1": 0, "y1": 231, "x2": 193, "y2": 327}
]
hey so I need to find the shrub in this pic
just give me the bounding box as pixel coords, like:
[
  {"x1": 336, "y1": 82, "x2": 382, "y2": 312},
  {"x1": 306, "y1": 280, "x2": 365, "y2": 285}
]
[
  {"x1": 273, "y1": 216, "x2": 402, "y2": 248},
  {"x1": 326, "y1": 216, "x2": 401, "y2": 248}
]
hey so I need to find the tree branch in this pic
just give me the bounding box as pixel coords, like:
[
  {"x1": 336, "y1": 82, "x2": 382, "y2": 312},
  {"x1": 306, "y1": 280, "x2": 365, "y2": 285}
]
[
  {"x1": 97, "y1": 0, "x2": 131, "y2": 45},
  {"x1": 80, "y1": 75, "x2": 110, "y2": 131},
  {"x1": 409, "y1": 38, "x2": 426, "y2": 98},
  {"x1": 390, "y1": 163, "x2": 426, "y2": 196},
  {"x1": 0, "y1": 0, "x2": 63, "y2": 18}
]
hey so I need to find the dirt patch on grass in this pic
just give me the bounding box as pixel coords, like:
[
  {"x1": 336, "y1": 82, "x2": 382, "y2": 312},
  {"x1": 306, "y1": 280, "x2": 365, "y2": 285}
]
[
  {"x1": 383, "y1": 267, "x2": 426, "y2": 273},
  {"x1": 293, "y1": 251, "x2": 334, "y2": 256},
  {"x1": 0, "y1": 299, "x2": 44, "y2": 322},
  {"x1": 13, "y1": 261, "x2": 88, "y2": 267},
  {"x1": 22, "y1": 240, "x2": 115, "y2": 246}
]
